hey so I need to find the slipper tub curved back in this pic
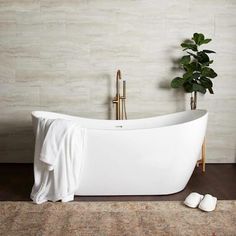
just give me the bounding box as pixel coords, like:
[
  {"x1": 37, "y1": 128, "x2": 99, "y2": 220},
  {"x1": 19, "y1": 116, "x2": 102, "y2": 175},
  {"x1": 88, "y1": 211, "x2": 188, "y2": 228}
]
[{"x1": 31, "y1": 109, "x2": 208, "y2": 195}]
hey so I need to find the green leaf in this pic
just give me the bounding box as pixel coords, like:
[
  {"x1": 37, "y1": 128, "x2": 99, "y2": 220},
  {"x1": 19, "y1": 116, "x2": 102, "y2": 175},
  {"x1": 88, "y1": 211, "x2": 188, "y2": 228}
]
[
  {"x1": 192, "y1": 83, "x2": 206, "y2": 94},
  {"x1": 183, "y1": 64, "x2": 193, "y2": 73},
  {"x1": 180, "y1": 55, "x2": 191, "y2": 65},
  {"x1": 202, "y1": 60, "x2": 213, "y2": 66},
  {"x1": 193, "y1": 33, "x2": 199, "y2": 44},
  {"x1": 183, "y1": 62, "x2": 201, "y2": 74},
  {"x1": 200, "y1": 77, "x2": 214, "y2": 94},
  {"x1": 171, "y1": 77, "x2": 185, "y2": 88},
  {"x1": 208, "y1": 87, "x2": 214, "y2": 94},
  {"x1": 197, "y1": 51, "x2": 210, "y2": 64},
  {"x1": 203, "y1": 50, "x2": 216, "y2": 54},
  {"x1": 183, "y1": 82, "x2": 194, "y2": 93},
  {"x1": 181, "y1": 43, "x2": 198, "y2": 51},
  {"x1": 183, "y1": 72, "x2": 193, "y2": 79},
  {"x1": 198, "y1": 34, "x2": 205, "y2": 44},
  {"x1": 201, "y1": 38, "x2": 212, "y2": 45},
  {"x1": 200, "y1": 77, "x2": 213, "y2": 86},
  {"x1": 190, "y1": 62, "x2": 201, "y2": 72},
  {"x1": 202, "y1": 67, "x2": 217, "y2": 78},
  {"x1": 193, "y1": 33, "x2": 205, "y2": 45}
]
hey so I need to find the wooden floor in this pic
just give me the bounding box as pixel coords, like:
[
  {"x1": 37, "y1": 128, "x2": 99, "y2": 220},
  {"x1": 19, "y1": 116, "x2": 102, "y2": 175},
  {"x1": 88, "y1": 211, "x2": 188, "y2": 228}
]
[{"x1": 0, "y1": 164, "x2": 235, "y2": 201}]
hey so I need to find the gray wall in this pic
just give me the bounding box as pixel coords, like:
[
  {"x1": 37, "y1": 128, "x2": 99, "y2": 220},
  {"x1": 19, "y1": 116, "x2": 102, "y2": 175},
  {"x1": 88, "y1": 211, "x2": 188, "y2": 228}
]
[{"x1": 0, "y1": 0, "x2": 235, "y2": 163}]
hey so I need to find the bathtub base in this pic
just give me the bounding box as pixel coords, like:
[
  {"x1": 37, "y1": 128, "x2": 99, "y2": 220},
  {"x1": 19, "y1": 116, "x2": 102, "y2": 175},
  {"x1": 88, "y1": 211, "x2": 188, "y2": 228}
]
[{"x1": 75, "y1": 184, "x2": 188, "y2": 196}]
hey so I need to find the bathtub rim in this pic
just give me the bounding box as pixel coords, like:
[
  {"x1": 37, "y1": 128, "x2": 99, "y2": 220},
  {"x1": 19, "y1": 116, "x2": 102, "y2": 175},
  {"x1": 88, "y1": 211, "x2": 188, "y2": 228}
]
[{"x1": 31, "y1": 109, "x2": 208, "y2": 131}]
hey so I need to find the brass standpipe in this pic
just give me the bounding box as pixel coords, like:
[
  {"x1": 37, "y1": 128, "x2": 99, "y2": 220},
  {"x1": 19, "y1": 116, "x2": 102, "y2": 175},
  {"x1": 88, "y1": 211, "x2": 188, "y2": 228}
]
[{"x1": 112, "y1": 70, "x2": 127, "y2": 120}]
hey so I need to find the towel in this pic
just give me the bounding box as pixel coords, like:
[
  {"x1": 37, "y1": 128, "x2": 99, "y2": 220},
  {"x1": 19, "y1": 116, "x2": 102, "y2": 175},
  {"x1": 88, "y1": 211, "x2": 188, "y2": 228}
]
[{"x1": 31, "y1": 118, "x2": 86, "y2": 204}]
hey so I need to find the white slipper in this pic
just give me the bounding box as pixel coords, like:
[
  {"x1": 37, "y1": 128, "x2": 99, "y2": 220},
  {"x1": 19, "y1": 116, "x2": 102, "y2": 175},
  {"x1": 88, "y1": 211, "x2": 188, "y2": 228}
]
[
  {"x1": 184, "y1": 192, "x2": 204, "y2": 208},
  {"x1": 198, "y1": 194, "x2": 217, "y2": 212}
]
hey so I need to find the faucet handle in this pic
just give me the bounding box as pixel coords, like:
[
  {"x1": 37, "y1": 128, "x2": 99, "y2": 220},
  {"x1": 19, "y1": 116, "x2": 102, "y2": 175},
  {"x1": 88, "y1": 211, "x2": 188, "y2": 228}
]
[{"x1": 112, "y1": 96, "x2": 118, "y2": 103}]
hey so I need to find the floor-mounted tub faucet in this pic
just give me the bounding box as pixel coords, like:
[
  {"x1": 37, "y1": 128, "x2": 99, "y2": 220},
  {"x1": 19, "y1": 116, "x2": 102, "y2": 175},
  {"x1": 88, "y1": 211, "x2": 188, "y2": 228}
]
[{"x1": 112, "y1": 70, "x2": 127, "y2": 120}]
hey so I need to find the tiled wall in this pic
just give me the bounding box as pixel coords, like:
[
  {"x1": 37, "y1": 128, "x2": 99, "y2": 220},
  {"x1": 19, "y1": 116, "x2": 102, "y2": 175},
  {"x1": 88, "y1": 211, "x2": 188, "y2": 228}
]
[{"x1": 0, "y1": 0, "x2": 235, "y2": 163}]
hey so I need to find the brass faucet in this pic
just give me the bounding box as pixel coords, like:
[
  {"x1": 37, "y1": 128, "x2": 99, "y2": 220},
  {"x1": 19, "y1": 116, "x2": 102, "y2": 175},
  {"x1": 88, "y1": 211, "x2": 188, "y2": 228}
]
[{"x1": 112, "y1": 70, "x2": 127, "y2": 120}]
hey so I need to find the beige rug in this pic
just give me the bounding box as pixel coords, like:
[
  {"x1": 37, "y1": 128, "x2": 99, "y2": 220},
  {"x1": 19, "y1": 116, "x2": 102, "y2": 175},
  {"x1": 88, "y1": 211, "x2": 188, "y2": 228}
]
[{"x1": 0, "y1": 201, "x2": 235, "y2": 236}]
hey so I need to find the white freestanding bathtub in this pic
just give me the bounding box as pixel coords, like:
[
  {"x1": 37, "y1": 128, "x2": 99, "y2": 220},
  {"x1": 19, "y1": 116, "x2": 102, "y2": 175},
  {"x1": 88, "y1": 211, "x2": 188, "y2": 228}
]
[{"x1": 32, "y1": 109, "x2": 208, "y2": 196}]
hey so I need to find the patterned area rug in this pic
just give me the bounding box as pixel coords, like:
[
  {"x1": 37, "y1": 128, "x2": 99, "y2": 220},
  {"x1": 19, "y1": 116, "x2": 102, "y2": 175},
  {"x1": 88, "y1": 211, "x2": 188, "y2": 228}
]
[{"x1": 0, "y1": 201, "x2": 235, "y2": 236}]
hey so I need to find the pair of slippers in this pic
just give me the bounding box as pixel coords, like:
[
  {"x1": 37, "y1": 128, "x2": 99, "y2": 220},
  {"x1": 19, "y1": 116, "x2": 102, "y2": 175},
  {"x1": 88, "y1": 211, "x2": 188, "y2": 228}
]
[{"x1": 184, "y1": 192, "x2": 217, "y2": 212}]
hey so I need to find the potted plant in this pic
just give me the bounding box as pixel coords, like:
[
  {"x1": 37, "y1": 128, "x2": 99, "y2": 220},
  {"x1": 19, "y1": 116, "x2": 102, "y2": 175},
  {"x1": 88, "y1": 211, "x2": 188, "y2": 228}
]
[{"x1": 170, "y1": 33, "x2": 217, "y2": 110}]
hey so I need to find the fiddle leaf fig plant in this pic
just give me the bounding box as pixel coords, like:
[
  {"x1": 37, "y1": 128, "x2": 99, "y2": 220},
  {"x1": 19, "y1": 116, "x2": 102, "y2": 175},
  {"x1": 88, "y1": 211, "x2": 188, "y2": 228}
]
[{"x1": 171, "y1": 33, "x2": 217, "y2": 96}]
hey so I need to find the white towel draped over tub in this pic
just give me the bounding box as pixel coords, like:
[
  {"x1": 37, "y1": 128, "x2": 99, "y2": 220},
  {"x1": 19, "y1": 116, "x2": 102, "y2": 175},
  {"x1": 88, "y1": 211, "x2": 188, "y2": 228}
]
[{"x1": 30, "y1": 118, "x2": 86, "y2": 204}]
